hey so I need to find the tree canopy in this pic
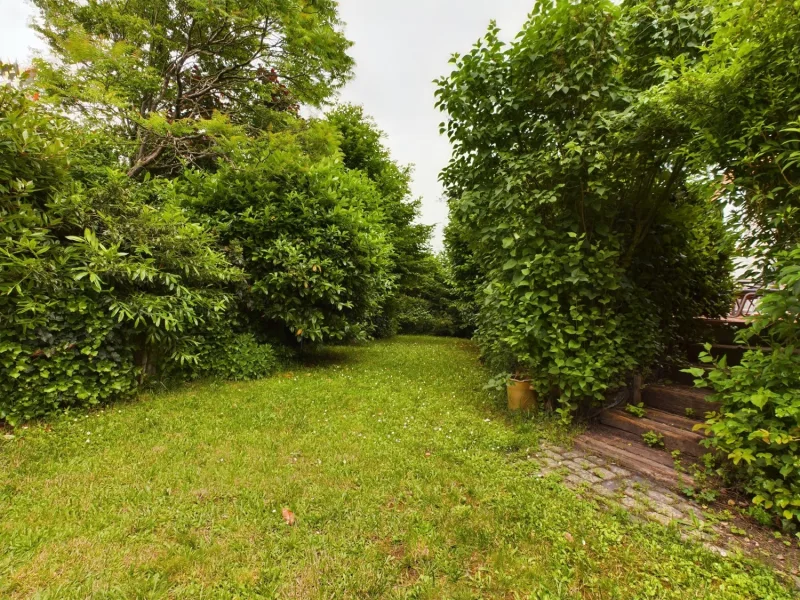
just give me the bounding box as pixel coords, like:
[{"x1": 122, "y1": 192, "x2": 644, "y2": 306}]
[{"x1": 32, "y1": 0, "x2": 354, "y2": 177}]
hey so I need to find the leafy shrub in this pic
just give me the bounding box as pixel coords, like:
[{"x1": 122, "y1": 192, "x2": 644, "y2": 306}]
[
  {"x1": 642, "y1": 431, "x2": 665, "y2": 449},
  {"x1": 695, "y1": 346, "x2": 800, "y2": 525},
  {"x1": 189, "y1": 331, "x2": 280, "y2": 382},
  {"x1": 693, "y1": 248, "x2": 800, "y2": 527},
  {"x1": 394, "y1": 295, "x2": 451, "y2": 336},
  {"x1": 669, "y1": 0, "x2": 800, "y2": 528},
  {"x1": 326, "y1": 105, "x2": 438, "y2": 336},
  {"x1": 0, "y1": 87, "x2": 238, "y2": 423},
  {"x1": 436, "y1": 0, "x2": 733, "y2": 419},
  {"x1": 0, "y1": 295, "x2": 138, "y2": 424},
  {"x1": 181, "y1": 121, "x2": 394, "y2": 344},
  {"x1": 0, "y1": 87, "x2": 137, "y2": 423},
  {"x1": 393, "y1": 254, "x2": 467, "y2": 337},
  {"x1": 625, "y1": 403, "x2": 647, "y2": 418}
]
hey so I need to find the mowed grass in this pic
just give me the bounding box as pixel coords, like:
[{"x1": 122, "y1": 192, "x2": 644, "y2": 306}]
[{"x1": 0, "y1": 336, "x2": 795, "y2": 599}]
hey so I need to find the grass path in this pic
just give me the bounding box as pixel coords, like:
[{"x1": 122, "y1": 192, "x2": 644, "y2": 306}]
[{"x1": 0, "y1": 336, "x2": 795, "y2": 599}]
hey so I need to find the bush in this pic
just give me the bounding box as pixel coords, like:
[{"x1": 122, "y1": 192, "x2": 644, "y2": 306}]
[
  {"x1": 0, "y1": 87, "x2": 238, "y2": 423},
  {"x1": 188, "y1": 331, "x2": 280, "y2": 382},
  {"x1": 0, "y1": 295, "x2": 138, "y2": 424},
  {"x1": 436, "y1": 0, "x2": 732, "y2": 419},
  {"x1": 665, "y1": 0, "x2": 800, "y2": 528},
  {"x1": 694, "y1": 246, "x2": 800, "y2": 527},
  {"x1": 393, "y1": 254, "x2": 466, "y2": 337},
  {"x1": 696, "y1": 346, "x2": 800, "y2": 527},
  {"x1": 326, "y1": 105, "x2": 436, "y2": 337},
  {"x1": 181, "y1": 121, "x2": 394, "y2": 344}
]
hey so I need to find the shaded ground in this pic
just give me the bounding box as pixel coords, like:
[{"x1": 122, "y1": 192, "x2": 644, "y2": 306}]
[{"x1": 0, "y1": 337, "x2": 796, "y2": 598}]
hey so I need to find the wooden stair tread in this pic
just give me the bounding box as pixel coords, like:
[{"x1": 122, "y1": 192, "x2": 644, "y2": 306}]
[
  {"x1": 643, "y1": 406, "x2": 704, "y2": 432},
  {"x1": 575, "y1": 428, "x2": 695, "y2": 488},
  {"x1": 642, "y1": 384, "x2": 720, "y2": 417},
  {"x1": 586, "y1": 424, "x2": 675, "y2": 467},
  {"x1": 600, "y1": 409, "x2": 706, "y2": 457},
  {"x1": 644, "y1": 383, "x2": 712, "y2": 399}
]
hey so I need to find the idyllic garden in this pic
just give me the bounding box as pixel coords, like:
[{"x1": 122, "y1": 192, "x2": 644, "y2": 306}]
[{"x1": 2, "y1": 0, "x2": 800, "y2": 597}]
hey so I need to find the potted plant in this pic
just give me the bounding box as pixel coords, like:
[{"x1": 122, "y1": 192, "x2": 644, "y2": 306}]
[{"x1": 507, "y1": 370, "x2": 537, "y2": 412}]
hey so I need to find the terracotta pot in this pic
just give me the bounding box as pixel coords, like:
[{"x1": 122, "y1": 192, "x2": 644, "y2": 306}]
[{"x1": 507, "y1": 379, "x2": 536, "y2": 412}]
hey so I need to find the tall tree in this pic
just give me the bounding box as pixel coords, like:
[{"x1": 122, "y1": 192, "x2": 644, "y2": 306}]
[{"x1": 32, "y1": 0, "x2": 354, "y2": 177}]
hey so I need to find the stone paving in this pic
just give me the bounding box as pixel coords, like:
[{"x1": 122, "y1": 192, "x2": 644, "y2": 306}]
[{"x1": 533, "y1": 443, "x2": 727, "y2": 554}]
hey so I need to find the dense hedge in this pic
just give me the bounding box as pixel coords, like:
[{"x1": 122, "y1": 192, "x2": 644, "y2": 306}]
[
  {"x1": 1, "y1": 87, "x2": 437, "y2": 423},
  {"x1": 437, "y1": 0, "x2": 733, "y2": 419},
  {"x1": 0, "y1": 87, "x2": 249, "y2": 423},
  {"x1": 181, "y1": 122, "x2": 393, "y2": 344},
  {"x1": 439, "y1": 0, "x2": 800, "y2": 527}
]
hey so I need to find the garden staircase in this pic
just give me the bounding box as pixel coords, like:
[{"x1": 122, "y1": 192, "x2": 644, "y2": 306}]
[
  {"x1": 575, "y1": 318, "x2": 745, "y2": 488},
  {"x1": 575, "y1": 385, "x2": 718, "y2": 487}
]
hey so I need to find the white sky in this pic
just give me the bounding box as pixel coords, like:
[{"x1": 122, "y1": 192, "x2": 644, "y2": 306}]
[{"x1": 0, "y1": 0, "x2": 535, "y2": 249}]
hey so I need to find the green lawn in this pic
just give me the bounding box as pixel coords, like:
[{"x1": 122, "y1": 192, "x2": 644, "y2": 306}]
[{"x1": 0, "y1": 336, "x2": 794, "y2": 599}]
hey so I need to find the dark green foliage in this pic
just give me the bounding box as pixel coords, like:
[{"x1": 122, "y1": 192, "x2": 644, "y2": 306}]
[
  {"x1": 0, "y1": 87, "x2": 238, "y2": 423},
  {"x1": 631, "y1": 193, "x2": 735, "y2": 363},
  {"x1": 436, "y1": 0, "x2": 733, "y2": 419},
  {"x1": 326, "y1": 105, "x2": 438, "y2": 336},
  {"x1": 188, "y1": 331, "x2": 279, "y2": 382},
  {"x1": 2, "y1": 0, "x2": 420, "y2": 425},
  {"x1": 180, "y1": 120, "x2": 393, "y2": 344},
  {"x1": 695, "y1": 346, "x2": 800, "y2": 527},
  {"x1": 663, "y1": 0, "x2": 800, "y2": 526},
  {"x1": 1, "y1": 295, "x2": 139, "y2": 426},
  {"x1": 443, "y1": 223, "x2": 481, "y2": 336},
  {"x1": 394, "y1": 254, "x2": 466, "y2": 337},
  {"x1": 659, "y1": 0, "x2": 800, "y2": 280},
  {"x1": 0, "y1": 87, "x2": 136, "y2": 423},
  {"x1": 693, "y1": 247, "x2": 800, "y2": 527}
]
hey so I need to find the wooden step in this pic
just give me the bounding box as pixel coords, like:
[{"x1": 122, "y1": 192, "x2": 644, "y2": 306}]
[
  {"x1": 599, "y1": 408, "x2": 708, "y2": 457},
  {"x1": 643, "y1": 407, "x2": 704, "y2": 431},
  {"x1": 575, "y1": 428, "x2": 695, "y2": 488},
  {"x1": 695, "y1": 317, "x2": 750, "y2": 346},
  {"x1": 642, "y1": 385, "x2": 719, "y2": 417},
  {"x1": 586, "y1": 424, "x2": 675, "y2": 467}
]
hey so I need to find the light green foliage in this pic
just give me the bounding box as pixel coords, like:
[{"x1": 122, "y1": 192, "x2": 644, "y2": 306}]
[
  {"x1": 664, "y1": 0, "x2": 800, "y2": 527},
  {"x1": 436, "y1": 0, "x2": 733, "y2": 420},
  {"x1": 0, "y1": 87, "x2": 238, "y2": 423},
  {"x1": 0, "y1": 337, "x2": 794, "y2": 598},
  {"x1": 32, "y1": 0, "x2": 354, "y2": 177},
  {"x1": 643, "y1": 430, "x2": 666, "y2": 448},
  {"x1": 625, "y1": 403, "x2": 647, "y2": 418},
  {"x1": 181, "y1": 120, "x2": 393, "y2": 343}
]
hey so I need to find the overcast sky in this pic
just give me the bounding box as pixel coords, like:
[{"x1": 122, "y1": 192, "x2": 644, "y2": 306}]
[{"x1": 0, "y1": 0, "x2": 535, "y2": 249}]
